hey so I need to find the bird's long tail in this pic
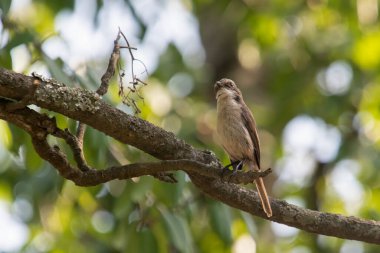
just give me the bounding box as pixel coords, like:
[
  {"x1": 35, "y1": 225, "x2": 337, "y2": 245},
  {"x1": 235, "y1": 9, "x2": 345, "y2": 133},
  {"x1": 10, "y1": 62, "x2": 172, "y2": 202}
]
[{"x1": 254, "y1": 177, "x2": 272, "y2": 217}]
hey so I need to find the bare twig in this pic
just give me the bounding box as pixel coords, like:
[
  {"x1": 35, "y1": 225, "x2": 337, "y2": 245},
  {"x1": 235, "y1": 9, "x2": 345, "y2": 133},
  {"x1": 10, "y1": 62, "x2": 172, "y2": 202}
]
[
  {"x1": 76, "y1": 31, "x2": 122, "y2": 154},
  {"x1": 119, "y1": 46, "x2": 137, "y2": 50},
  {"x1": 96, "y1": 32, "x2": 122, "y2": 96},
  {"x1": 118, "y1": 28, "x2": 149, "y2": 114},
  {"x1": 54, "y1": 128, "x2": 92, "y2": 172},
  {"x1": 76, "y1": 122, "x2": 86, "y2": 148}
]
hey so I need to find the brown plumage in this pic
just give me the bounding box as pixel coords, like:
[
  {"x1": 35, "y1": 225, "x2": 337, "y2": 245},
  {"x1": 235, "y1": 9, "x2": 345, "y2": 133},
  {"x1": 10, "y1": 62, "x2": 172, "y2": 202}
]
[{"x1": 214, "y1": 78, "x2": 272, "y2": 217}]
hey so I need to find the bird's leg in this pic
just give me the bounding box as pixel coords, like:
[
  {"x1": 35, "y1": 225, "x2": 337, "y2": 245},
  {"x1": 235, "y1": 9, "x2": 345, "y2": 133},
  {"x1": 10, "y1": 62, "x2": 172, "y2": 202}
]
[
  {"x1": 228, "y1": 160, "x2": 244, "y2": 182},
  {"x1": 222, "y1": 160, "x2": 243, "y2": 181},
  {"x1": 236, "y1": 160, "x2": 244, "y2": 171}
]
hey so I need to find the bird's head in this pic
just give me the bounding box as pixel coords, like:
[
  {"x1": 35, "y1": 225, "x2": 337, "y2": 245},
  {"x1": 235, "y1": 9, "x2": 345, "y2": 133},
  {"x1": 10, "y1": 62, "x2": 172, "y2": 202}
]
[{"x1": 214, "y1": 78, "x2": 242, "y2": 100}]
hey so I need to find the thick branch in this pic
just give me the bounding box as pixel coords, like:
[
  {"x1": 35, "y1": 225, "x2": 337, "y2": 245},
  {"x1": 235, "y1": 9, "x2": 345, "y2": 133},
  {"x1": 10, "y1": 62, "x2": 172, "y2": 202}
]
[
  {"x1": 0, "y1": 67, "x2": 379, "y2": 244},
  {"x1": 0, "y1": 102, "x2": 268, "y2": 185},
  {"x1": 190, "y1": 174, "x2": 380, "y2": 244}
]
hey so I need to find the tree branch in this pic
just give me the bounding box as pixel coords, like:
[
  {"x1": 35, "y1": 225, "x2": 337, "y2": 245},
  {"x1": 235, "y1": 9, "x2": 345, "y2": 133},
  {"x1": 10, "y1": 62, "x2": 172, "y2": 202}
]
[
  {"x1": 0, "y1": 100, "x2": 269, "y2": 185},
  {"x1": 0, "y1": 67, "x2": 379, "y2": 244},
  {"x1": 74, "y1": 31, "x2": 122, "y2": 174}
]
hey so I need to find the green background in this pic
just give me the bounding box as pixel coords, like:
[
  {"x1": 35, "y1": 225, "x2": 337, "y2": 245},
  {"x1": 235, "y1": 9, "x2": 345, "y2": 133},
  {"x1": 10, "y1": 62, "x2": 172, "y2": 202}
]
[{"x1": 0, "y1": 0, "x2": 380, "y2": 252}]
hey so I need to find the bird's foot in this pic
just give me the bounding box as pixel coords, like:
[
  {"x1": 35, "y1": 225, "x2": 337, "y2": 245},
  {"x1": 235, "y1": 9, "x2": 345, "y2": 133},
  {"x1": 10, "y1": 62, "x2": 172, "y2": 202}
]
[{"x1": 221, "y1": 160, "x2": 243, "y2": 182}]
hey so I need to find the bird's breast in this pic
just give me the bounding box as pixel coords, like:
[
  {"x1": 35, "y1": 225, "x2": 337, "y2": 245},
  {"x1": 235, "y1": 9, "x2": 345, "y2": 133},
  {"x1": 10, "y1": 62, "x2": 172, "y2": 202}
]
[{"x1": 216, "y1": 97, "x2": 253, "y2": 161}]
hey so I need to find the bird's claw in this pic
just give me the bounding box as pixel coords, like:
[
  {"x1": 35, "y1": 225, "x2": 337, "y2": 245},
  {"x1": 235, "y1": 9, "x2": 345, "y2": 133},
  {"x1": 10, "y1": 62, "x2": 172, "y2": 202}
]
[{"x1": 221, "y1": 160, "x2": 243, "y2": 182}]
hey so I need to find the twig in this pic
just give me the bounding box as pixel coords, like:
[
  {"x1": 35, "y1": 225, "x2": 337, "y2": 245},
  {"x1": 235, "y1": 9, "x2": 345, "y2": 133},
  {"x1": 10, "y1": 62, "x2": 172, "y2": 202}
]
[
  {"x1": 76, "y1": 122, "x2": 86, "y2": 148},
  {"x1": 119, "y1": 46, "x2": 137, "y2": 50},
  {"x1": 53, "y1": 128, "x2": 92, "y2": 172},
  {"x1": 96, "y1": 32, "x2": 121, "y2": 96},
  {"x1": 76, "y1": 31, "x2": 122, "y2": 153},
  {"x1": 118, "y1": 28, "x2": 149, "y2": 114}
]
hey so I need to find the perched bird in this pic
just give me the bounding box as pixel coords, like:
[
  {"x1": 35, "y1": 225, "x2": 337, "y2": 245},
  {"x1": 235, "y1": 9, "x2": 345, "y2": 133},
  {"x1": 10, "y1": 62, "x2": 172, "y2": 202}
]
[{"x1": 214, "y1": 78, "x2": 272, "y2": 217}]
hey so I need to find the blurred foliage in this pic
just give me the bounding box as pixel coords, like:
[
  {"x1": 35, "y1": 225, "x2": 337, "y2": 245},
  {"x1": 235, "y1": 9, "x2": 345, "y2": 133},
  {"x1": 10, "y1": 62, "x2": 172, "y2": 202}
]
[{"x1": 1, "y1": 0, "x2": 380, "y2": 252}]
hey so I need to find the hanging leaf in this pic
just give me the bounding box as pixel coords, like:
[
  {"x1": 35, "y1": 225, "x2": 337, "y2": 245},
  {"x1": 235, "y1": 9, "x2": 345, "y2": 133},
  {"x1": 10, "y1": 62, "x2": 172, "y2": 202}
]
[
  {"x1": 160, "y1": 207, "x2": 194, "y2": 253},
  {"x1": 208, "y1": 201, "x2": 232, "y2": 245}
]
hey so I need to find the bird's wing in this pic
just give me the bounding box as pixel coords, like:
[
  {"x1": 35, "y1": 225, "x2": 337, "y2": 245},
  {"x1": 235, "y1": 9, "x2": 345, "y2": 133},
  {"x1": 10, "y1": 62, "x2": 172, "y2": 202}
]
[{"x1": 240, "y1": 103, "x2": 261, "y2": 170}]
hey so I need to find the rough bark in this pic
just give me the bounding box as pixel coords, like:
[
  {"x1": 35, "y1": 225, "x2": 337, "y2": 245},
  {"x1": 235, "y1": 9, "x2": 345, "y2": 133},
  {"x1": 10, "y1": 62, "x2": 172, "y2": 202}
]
[{"x1": 0, "y1": 67, "x2": 379, "y2": 244}]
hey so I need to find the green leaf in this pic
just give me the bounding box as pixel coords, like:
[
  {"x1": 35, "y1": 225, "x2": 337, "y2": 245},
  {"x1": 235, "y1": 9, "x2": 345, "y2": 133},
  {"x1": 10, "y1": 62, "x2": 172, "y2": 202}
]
[
  {"x1": 139, "y1": 229, "x2": 158, "y2": 253},
  {"x1": 153, "y1": 171, "x2": 186, "y2": 206},
  {"x1": 8, "y1": 125, "x2": 27, "y2": 155},
  {"x1": 240, "y1": 211, "x2": 258, "y2": 237},
  {"x1": 6, "y1": 31, "x2": 35, "y2": 50},
  {"x1": 127, "y1": 177, "x2": 153, "y2": 202},
  {"x1": 42, "y1": 54, "x2": 72, "y2": 85},
  {"x1": 24, "y1": 140, "x2": 43, "y2": 171},
  {"x1": 0, "y1": 0, "x2": 12, "y2": 16},
  {"x1": 124, "y1": 224, "x2": 158, "y2": 253},
  {"x1": 208, "y1": 201, "x2": 232, "y2": 245},
  {"x1": 128, "y1": 208, "x2": 140, "y2": 224},
  {"x1": 0, "y1": 121, "x2": 12, "y2": 148},
  {"x1": 0, "y1": 48, "x2": 12, "y2": 69},
  {"x1": 33, "y1": 0, "x2": 74, "y2": 14},
  {"x1": 160, "y1": 207, "x2": 194, "y2": 253}
]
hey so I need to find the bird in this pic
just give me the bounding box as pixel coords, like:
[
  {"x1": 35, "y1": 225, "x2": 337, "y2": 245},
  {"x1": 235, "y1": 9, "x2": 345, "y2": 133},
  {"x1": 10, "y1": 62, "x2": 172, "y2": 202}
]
[{"x1": 214, "y1": 78, "x2": 272, "y2": 217}]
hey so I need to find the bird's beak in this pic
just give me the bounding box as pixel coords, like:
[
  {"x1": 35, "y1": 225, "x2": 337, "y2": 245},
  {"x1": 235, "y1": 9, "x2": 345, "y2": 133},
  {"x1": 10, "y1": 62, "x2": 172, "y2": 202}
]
[{"x1": 214, "y1": 81, "x2": 222, "y2": 93}]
